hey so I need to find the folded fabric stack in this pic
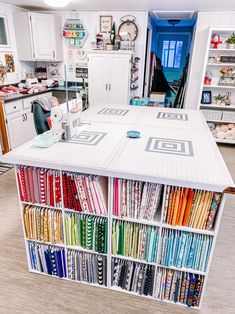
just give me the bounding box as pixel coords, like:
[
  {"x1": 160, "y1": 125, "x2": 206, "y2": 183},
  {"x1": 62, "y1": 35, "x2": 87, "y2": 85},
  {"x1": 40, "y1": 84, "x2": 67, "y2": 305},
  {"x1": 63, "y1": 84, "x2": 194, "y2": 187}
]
[
  {"x1": 67, "y1": 250, "x2": 107, "y2": 286},
  {"x1": 113, "y1": 178, "x2": 163, "y2": 221},
  {"x1": 24, "y1": 205, "x2": 63, "y2": 244},
  {"x1": 163, "y1": 186, "x2": 222, "y2": 230},
  {"x1": 112, "y1": 220, "x2": 159, "y2": 263},
  {"x1": 155, "y1": 268, "x2": 204, "y2": 308},
  {"x1": 112, "y1": 258, "x2": 155, "y2": 296},
  {"x1": 65, "y1": 212, "x2": 108, "y2": 254},
  {"x1": 62, "y1": 172, "x2": 108, "y2": 215},
  {"x1": 16, "y1": 165, "x2": 62, "y2": 207},
  {"x1": 28, "y1": 242, "x2": 66, "y2": 278},
  {"x1": 159, "y1": 229, "x2": 213, "y2": 272}
]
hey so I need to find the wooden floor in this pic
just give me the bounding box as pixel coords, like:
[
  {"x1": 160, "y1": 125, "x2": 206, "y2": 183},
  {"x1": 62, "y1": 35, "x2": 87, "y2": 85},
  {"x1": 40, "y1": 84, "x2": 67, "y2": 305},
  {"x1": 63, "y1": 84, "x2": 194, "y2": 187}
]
[{"x1": 0, "y1": 144, "x2": 234, "y2": 314}]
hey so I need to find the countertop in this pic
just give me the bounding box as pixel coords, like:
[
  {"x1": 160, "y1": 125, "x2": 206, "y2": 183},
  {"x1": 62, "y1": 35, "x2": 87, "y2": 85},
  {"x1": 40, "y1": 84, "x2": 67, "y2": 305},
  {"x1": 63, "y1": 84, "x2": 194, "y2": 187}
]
[
  {"x1": 1, "y1": 86, "x2": 82, "y2": 103},
  {"x1": 1, "y1": 106, "x2": 234, "y2": 192}
]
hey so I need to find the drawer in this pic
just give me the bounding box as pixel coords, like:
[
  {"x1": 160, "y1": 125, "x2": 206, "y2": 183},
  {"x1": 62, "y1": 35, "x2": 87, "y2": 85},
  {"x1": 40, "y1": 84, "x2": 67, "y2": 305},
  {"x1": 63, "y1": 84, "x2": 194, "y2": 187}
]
[
  {"x1": 23, "y1": 95, "x2": 38, "y2": 110},
  {"x1": 4, "y1": 99, "x2": 23, "y2": 115}
]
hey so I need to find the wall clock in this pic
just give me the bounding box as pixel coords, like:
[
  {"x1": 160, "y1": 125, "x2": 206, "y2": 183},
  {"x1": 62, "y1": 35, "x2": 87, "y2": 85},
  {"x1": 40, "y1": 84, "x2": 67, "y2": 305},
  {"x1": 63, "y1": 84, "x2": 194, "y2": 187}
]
[{"x1": 118, "y1": 17, "x2": 138, "y2": 41}]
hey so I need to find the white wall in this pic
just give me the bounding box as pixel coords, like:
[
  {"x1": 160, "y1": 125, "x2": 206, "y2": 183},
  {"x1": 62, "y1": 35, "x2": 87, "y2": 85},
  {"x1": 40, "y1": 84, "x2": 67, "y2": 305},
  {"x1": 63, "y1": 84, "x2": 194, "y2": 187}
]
[
  {"x1": 185, "y1": 11, "x2": 235, "y2": 109},
  {"x1": 0, "y1": 2, "x2": 25, "y2": 84},
  {"x1": 56, "y1": 11, "x2": 148, "y2": 96}
]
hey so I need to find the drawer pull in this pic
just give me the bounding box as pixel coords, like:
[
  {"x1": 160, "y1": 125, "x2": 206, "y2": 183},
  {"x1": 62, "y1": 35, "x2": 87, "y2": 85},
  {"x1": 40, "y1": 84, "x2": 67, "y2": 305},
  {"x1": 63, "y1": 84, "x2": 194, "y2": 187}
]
[{"x1": 14, "y1": 106, "x2": 16, "y2": 109}]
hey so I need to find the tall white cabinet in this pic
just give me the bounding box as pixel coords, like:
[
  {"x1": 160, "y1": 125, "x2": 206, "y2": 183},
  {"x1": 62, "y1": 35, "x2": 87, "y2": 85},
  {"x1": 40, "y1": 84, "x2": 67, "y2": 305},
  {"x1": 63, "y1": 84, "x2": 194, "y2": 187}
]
[
  {"x1": 88, "y1": 51, "x2": 132, "y2": 106},
  {"x1": 13, "y1": 12, "x2": 63, "y2": 61}
]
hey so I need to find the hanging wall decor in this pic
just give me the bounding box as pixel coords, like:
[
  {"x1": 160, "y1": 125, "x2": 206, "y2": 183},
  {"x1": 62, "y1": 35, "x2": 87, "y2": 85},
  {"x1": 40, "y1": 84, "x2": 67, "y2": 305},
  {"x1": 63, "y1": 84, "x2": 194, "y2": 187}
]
[
  {"x1": 4, "y1": 53, "x2": 15, "y2": 72},
  {"x1": 99, "y1": 16, "x2": 112, "y2": 33},
  {"x1": 62, "y1": 19, "x2": 88, "y2": 48}
]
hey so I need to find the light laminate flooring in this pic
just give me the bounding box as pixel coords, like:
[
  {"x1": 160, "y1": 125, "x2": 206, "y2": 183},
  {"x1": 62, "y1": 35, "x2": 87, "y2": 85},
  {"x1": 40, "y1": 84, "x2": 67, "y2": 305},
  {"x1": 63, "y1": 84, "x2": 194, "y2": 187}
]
[{"x1": 0, "y1": 145, "x2": 234, "y2": 314}]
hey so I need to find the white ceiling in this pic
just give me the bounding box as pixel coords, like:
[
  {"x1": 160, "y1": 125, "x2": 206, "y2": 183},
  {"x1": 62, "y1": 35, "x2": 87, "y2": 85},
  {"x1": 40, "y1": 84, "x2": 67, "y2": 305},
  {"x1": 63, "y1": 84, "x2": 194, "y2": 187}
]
[{"x1": 2, "y1": 0, "x2": 235, "y2": 11}]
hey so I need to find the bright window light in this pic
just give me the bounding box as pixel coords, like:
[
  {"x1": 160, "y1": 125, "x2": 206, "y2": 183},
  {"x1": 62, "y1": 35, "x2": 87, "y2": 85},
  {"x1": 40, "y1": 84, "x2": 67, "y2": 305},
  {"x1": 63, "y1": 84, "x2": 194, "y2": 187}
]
[
  {"x1": 162, "y1": 40, "x2": 183, "y2": 68},
  {"x1": 43, "y1": 0, "x2": 69, "y2": 7}
]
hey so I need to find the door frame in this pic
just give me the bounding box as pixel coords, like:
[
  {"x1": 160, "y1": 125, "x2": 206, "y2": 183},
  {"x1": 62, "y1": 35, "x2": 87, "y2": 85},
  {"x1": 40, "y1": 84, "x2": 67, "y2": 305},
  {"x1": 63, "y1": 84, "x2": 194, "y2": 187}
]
[{"x1": 143, "y1": 23, "x2": 153, "y2": 97}]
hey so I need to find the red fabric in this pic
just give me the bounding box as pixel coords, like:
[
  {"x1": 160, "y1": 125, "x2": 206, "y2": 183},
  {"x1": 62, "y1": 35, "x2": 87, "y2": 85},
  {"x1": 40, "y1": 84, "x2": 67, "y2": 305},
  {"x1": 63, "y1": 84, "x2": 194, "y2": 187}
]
[{"x1": 47, "y1": 117, "x2": 52, "y2": 129}]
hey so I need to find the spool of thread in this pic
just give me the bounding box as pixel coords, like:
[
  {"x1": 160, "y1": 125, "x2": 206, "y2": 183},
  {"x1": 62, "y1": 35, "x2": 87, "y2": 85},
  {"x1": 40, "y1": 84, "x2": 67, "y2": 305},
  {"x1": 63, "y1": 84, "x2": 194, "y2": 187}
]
[
  {"x1": 225, "y1": 130, "x2": 234, "y2": 140},
  {"x1": 228, "y1": 123, "x2": 235, "y2": 129},
  {"x1": 220, "y1": 124, "x2": 229, "y2": 132},
  {"x1": 207, "y1": 122, "x2": 216, "y2": 131},
  {"x1": 217, "y1": 131, "x2": 226, "y2": 139}
]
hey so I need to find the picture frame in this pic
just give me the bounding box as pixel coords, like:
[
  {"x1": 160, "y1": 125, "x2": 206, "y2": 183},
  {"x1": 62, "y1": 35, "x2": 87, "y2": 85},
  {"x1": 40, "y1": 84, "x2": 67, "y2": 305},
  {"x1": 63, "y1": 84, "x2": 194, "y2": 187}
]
[
  {"x1": 0, "y1": 15, "x2": 10, "y2": 48},
  {"x1": 99, "y1": 15, "x2": 112, "y2": 33},
  {"x1": 201, "y1": 91, "x2": 212, "y2": 104}
]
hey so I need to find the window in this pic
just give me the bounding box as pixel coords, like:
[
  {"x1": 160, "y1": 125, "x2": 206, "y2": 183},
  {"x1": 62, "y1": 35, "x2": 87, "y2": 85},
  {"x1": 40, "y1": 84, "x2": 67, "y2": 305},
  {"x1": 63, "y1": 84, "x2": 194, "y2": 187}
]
[
  {"x1": 0, "y1": 16, "x2": 9, "y2": 47},
  {"x1": 161, "y1": 40, "x2": 183, "y2": 68}
]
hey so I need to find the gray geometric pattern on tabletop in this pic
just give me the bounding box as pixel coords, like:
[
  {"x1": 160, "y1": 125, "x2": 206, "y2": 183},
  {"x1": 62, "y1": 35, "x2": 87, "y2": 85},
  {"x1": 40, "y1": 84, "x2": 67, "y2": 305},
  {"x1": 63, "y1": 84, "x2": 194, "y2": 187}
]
[
  {"x1": 69, "y1": 131, "x2": 107, "y2": 146},
  {"x1": 157, "y1": 112, "x2": 188, "y2": 121},
  {"x1": 0, "y1": 162, "x2": 14, "y2": 176},
  {"x1": 97, "y1": 108, "x2": 129, "y2": 116},
  {"x1": 145, "y1": 137, "x2": 194, "y2": 157}
]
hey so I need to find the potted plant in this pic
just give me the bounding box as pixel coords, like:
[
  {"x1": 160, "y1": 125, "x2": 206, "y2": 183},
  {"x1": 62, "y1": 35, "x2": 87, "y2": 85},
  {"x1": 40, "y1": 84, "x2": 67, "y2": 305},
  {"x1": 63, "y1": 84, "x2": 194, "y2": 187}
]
[
  {"x1": 213, "y1": 93, "x2": 225, "y2": 105},
  {"x1": 226, "y1": 33, "x2": 235, "y2": 49},
  {"x1": 106, "y1": 22, "x2": 115, "y2": 50}
]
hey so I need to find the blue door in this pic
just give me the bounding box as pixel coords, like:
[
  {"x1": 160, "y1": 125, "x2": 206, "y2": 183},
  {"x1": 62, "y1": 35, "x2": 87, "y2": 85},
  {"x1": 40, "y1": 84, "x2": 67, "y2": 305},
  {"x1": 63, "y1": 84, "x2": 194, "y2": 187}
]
[{"x1": 156, "y1": 33, "x2": 190, "y2": 83}]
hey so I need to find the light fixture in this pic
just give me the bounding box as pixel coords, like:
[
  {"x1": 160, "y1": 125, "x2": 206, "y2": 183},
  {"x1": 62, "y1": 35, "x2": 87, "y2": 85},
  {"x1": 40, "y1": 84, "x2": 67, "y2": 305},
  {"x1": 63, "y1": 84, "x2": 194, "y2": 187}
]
[
  {"x1": 43, "y1": 0, "x2": 69, "y2": 8},
  {"x1": 168, "y1": 19, "x2": 181, "y2": 27}
]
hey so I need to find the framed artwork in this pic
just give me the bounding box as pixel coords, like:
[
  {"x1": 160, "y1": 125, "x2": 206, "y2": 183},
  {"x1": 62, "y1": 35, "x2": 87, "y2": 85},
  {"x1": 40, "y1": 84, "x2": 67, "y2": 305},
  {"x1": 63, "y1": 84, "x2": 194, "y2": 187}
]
[
  {"x1": 99, "y1": 15, "x2": 112, "y2": 33},
  {"x1": 0, "y1": 15, "x2": 10, "y2": 47},
  {"x1": 201, "y1": 91, "x2": 212, "y2": 104}
]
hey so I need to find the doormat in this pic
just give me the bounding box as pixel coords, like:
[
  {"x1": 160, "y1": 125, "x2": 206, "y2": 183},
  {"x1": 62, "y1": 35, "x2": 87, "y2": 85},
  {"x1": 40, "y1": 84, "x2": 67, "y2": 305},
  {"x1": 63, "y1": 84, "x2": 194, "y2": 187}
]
[{"x1": 0, "y1": 162, "x2": 13, "y2": 176}]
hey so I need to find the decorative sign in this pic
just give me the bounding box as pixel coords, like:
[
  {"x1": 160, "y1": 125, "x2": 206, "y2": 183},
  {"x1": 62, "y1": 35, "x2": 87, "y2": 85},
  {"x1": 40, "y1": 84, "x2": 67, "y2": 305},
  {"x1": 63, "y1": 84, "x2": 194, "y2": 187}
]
[
  {"x1": 220, "y1": 56, "x2": 235, "y2": 63},
  {"x1": 75, "y1": 62, "x2": 88, "y2": 78},
  {"x1": 99, "y1": 15, "x2": 112, "y2": 33}
]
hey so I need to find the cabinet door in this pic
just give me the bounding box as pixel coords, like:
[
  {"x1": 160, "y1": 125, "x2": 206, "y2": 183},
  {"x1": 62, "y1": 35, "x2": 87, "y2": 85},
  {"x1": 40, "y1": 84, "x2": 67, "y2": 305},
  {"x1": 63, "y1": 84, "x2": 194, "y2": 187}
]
[
  {"x1": 30, "y1": 13, "x2": 56, "y2": 60},
  {"x1": 88, "y1": 54, "x2": 108, "y2": 106},
  {"x1": 23, "y1": 110, "x2": 37, "y2": 142},
  {"x1": 108, "y1": 55, "x2": 130, "y2": 106},
  {"x1": 7, "y1": 113, "x2": 25, "y2": 149}
]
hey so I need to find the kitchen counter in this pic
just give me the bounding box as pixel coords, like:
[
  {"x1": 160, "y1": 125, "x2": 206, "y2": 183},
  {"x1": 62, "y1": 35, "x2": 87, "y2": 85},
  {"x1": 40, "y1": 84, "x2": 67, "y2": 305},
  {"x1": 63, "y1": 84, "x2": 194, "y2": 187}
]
[{"x1": 2, "y1": 86, "x2": 83, "y2": 103}]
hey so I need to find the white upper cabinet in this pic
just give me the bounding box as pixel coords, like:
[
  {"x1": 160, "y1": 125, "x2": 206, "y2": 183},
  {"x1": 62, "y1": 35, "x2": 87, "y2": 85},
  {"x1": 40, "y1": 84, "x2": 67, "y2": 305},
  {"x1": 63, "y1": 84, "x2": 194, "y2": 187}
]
[{"x1": 13, "y1": 12, "x2": 63, "y2": 61}]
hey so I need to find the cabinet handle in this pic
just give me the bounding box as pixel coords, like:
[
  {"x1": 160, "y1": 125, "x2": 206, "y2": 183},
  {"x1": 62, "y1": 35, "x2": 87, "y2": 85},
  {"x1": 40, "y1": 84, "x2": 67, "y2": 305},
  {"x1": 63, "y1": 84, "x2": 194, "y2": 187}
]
[
  {"x1": 22, "y1": 114, "x2": 25, "y2": 121},
  {"x1": 53, "y1": 51, "x2": 55, "y2": 58},
  {"x1": 109, "y1": 84, "x2": 111, "y2": 91},
  {"x1": 25, "y1": 113, "x2": 27, "y2": 121},
  {"x1": 105, "y1": 83, "x2": 108, "y2": 91},
  {"x1": 13, "y1": 106, "x2": 16, "y2": 109}
]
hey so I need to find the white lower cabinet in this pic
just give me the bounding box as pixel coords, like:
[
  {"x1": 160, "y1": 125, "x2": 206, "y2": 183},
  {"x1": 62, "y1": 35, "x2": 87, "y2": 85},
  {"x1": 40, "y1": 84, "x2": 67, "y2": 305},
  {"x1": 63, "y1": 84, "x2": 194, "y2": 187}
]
[{"x1": 4, "y1": 92, "x2": 52, "y2": 150}]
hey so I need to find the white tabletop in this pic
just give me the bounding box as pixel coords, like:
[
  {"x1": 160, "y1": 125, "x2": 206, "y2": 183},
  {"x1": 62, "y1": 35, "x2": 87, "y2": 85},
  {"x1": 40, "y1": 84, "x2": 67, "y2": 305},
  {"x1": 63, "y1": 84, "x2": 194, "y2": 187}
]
[{"x1": 2, "y1": 107, "x2": 234, "y2": 192}]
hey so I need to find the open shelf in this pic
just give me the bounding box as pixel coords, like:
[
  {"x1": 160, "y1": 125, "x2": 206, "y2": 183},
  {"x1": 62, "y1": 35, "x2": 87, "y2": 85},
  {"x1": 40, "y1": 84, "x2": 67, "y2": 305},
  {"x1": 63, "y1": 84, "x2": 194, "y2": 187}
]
[
  {"x1": 161, "y1": 223, "x2": 214, "y2": 236},
  {"x1": 112, "y1": 215, "x2": 161, "y2": 227},
  {"x1": 215, "y1": 138, "x2": 235, "y2": 144},
  {"x1": 66, "y1": 245, "x2": 107, "y2": 256},
  {"x1": 200, "y1": 103, "x2": 235, "y2": 109},
  {"x1": 26, "y1": 239, "x2": 64, "y2": 247},
  {"x1": 111, "y1": 254, "x2": 156, "y2": 266},
  {"x1": 206, "y1": 119, "x2": 235, "y2": 123},
  {"x1": 203, "y1": 84, "x2": 235, "y2": 89},
  {"x1": 157, "y1": 264, "x2": 206, "y2": 276},
  {"x1": 207, "y1": 62, "x2": 235, "y2": 66}
]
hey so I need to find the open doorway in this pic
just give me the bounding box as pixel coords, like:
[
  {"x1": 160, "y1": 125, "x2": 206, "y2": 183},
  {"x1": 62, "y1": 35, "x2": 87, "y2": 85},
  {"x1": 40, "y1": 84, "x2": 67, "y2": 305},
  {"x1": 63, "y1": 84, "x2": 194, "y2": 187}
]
[{"x1": 144, "y1": 11, "x2": 197, "y2": 108}]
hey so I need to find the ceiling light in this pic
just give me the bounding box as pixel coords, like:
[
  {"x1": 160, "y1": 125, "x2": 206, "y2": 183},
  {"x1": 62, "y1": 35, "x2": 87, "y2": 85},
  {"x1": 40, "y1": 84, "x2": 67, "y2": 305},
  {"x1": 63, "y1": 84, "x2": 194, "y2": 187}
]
[{"x1": 43, "y1": 0, "x2": 69, "y2": 8}]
